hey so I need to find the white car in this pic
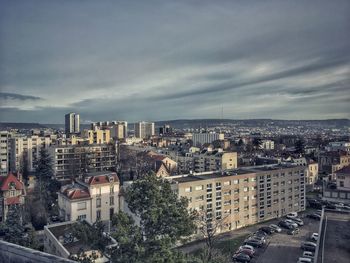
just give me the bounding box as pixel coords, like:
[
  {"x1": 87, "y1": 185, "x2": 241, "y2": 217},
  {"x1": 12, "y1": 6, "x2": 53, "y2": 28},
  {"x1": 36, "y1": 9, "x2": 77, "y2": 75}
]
[
  {"x1": 286, "y1": 212, "x2": 298, "y2": 218},
  {"x1": 311, "y1": 233, "x2": 319, "y2": 241},
  {"x1": 269, "y1": 224, "x2": 282, "y2": 233}
]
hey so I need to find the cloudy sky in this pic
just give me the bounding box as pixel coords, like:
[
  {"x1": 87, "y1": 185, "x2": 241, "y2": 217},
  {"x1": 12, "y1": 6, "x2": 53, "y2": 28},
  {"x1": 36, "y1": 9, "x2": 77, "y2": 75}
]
[{"x1": 0, "y1": 0, "x2": 349, "y2": 123}]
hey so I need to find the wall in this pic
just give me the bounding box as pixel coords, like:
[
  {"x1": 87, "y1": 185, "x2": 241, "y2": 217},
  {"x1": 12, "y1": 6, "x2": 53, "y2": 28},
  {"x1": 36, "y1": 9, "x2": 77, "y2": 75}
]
[{"x1": 0, "y1": 240, "x2": 75, "y2": 263}]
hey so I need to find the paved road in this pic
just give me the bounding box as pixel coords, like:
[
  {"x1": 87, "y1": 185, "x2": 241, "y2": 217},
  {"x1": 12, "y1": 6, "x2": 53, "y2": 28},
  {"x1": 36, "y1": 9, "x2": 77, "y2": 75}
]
[
  {"x1": 257, "y1": 216, "x2": 319, "y2": 263},
  {"x1": 322, "y1": 212, "x2": 350, "y2": 263}
]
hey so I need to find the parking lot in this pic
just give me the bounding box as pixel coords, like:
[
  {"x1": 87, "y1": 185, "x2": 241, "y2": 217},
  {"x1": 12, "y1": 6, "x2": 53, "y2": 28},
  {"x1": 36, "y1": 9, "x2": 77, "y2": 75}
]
[{"x1": 256, "y1": 216, "x2": 319, "y2": 263}]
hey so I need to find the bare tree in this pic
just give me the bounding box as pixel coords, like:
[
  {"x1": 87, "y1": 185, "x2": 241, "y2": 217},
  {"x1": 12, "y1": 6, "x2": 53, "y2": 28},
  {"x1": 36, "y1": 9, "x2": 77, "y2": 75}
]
[{"x1": 194, "y1": 210, "x2": 230, "y2": 261}]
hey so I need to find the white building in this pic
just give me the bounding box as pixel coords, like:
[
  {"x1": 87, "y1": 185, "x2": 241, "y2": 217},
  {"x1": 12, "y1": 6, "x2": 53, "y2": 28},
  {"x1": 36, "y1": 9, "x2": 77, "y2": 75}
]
[
  {"x1": 260, "y1": 140, "x2": 275, "y2": 150},
  {"x1": 135, "y1": 121, "x2": 155, "y2": 139},
  {"x1": 192, "y1": 132, "x2": 224, "y2": 147},
  {"x1": 58, "y1": 172, "x2": 120, "y2": 223}
]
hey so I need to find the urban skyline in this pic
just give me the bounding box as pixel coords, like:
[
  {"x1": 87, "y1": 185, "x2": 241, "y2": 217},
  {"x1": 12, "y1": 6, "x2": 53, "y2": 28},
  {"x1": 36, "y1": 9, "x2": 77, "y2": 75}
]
[{"x1": 1, "y1": 0, "x2": 349, "y2": 123}]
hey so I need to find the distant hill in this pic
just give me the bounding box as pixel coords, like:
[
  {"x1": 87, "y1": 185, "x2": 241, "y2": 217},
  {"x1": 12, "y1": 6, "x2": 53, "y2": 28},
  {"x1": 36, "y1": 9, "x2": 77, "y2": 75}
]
[
  {"x1": 1, "y1": 119, "x2": 349, "y2": 131},
  {"x1": 154, "y1": 118, "x2": 350, "y2": 129},
  {"x1": 0, "y1": 122, "x2": 46, "y2": 129}
]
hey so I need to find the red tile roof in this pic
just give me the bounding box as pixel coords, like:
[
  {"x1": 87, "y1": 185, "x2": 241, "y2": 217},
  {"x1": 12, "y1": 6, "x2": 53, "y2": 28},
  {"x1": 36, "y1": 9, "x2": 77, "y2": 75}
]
[
  {"x1": 62, "y1": 188, "x2": 91, "y2": 200},
  {"x1": 0, "y1": 173, "x2": 24, "y2": 191},
  {"x1": 4, "y1": 196, "x2": 21, "y2": 205},
  {"x1": 86, "y1": 173, "x2": 119, "y2": 185}
]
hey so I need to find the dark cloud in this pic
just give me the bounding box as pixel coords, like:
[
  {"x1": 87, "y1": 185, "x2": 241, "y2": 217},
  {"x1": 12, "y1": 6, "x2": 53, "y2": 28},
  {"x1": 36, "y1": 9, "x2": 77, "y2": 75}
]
[
  {"x1": 0, "y1": 92, "x2": 42, "y2": 100},
  {"x1": 0, "y1": 0, "x2": 349, "y2": 123}
]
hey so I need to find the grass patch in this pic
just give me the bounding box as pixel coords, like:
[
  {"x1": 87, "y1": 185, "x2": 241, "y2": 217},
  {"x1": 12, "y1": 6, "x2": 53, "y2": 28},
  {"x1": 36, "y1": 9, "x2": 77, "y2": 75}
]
[{"x1": 213, "y1": 234, "x2": 250, "y2": 256}]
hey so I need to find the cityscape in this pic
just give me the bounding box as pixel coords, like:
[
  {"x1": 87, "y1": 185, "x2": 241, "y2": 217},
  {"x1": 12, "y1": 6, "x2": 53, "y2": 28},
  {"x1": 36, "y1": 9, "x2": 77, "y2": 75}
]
[{"x1": 1, "y1": 1, "x2": 350, "y2": 263}]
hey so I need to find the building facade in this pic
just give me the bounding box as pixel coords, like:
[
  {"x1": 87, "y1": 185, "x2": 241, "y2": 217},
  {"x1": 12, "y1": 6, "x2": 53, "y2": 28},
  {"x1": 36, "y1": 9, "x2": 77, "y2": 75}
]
[
  {"x1": 192, "y1": 132, "x2": 224, "y2": 147},
  {"x1": 193, "y1": 151, "x2": 238, "y2": 173},
  {"x1": 0, "y1": 173, "x2": 26, "y2": 222},
  {"x1": 82, "y1": 129, "x2": 111, "y2": 144},
  {"x1": 65, "y1": 113, "x2": 80, "y2": 135},
  {"x1": 0, "y1": 131, "x2": 9, "y2": 176},
  {"x1": 57, "y1": 172, "x2": 120, "y2": 223},
  {"x1": 49, "y1": 144, "x2": 117, "y2": 180},
  {"x1": 135, "y1": 122, "x2": 155, "y2": 139},
  {"x1": 168, "y1": 164, "x2": 305, "y2": 237}
]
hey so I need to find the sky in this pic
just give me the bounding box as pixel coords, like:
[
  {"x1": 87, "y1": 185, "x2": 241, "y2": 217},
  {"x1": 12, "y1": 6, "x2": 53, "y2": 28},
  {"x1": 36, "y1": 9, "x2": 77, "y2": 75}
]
[{"x1": 0, "y1": 0, "x2": 349, "y2": 124}]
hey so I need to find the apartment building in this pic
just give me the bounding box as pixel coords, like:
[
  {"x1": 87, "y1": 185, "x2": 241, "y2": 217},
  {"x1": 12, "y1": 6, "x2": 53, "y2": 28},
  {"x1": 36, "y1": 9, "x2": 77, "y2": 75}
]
[
  {"x1": 168, "y1": 164, "x2": 305, "y2": 237},
  {"x1": 193, "y1": 150, "x2": 237, "y2": 173},
  {"x1": 8, "y1": 135, "x2": 54, "y2": 173},
  {"x1": 57, "y1": 172, "x2": 120, "y2": 223},
  {"x1": 0, "y1": 131, "x2": 9, "y2": 176},
  {"x1": 91, "y1": 121, "x2": 128, "y2": 140},
  {"x1": 192, "y1": 132, "x2": 224, "y2": 147},
  {"x1": 260, "y1": 140, "x2": 275, "y2": 150},
  {"x1": 135, "y1": 121, "x2": 155, "y2": 139},
  {"x1": 82, "y1": 129, "x2": 111, "y2": 144},
  {"x1": 49, "y1": 144, "x2": 117, "y2": 180},
  {"x1": 65, "y1": 113, "x2": 80, "y2": 135},
  {"x1": 0, "y1": 173, "x2": 26, "y2": 222}
]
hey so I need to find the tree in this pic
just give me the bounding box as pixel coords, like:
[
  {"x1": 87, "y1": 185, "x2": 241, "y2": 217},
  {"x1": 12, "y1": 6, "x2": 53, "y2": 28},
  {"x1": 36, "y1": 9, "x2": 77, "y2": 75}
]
[
  {"x1": 35, "y1": 147, "x2": 54, "y2": 202},
  {"x1": 295, "y1": 139, "x2": 305, "y2": 154},
  {"x1": 194, "y1": 211, "x2": 230, "y2": 262},
  {"x1": 0, "y1": 204, "x2": 38, "y2": 248},
  {"x1": 108, "y1": 173, "x2": 196, "y2": 263}
]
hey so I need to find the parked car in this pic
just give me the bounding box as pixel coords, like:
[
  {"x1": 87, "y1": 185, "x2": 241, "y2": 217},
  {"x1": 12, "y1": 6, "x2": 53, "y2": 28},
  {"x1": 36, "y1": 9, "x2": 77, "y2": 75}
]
[
  {"x1": 286, "y1": 212, "x2": 298, "y2": 218},
  {"x1": 285, "y1": 219, "x2": 298, "y2": 228},
  {"x1": 311, "y1": 233, "x2": 319, "y2": 241},
  {"x1": 259, "y1": 226, "x2": 274, "y2": 234},
  {"x1": 269, "y1": 224, "x2": 282, "y2": 233},
  {"x1": 290, "y1": 217, "x2": 304, "y2": 226},
  {"x1": 302, "y1": 251, "x2": 314, "y2": 259},
  {"x1": 301, "y1": 242, "x2": 317, "y2": 252},
  {"x1": 244, "y1": 239, "x2": 263, "y2": 248},
  {"x1": 287, "y1": 228, "x2": 299, "y2": 235},
  {"x1": 278, "y1": 221, "x2": 293, "y2": 229},
  {"x1": 239, "y1": 245, "x2": 255, "y2": 253},
  {"x1": 247, "y1": 235, "x2": 266, "y2": 244},
  {"x1": 232, "y1": 252, "x2": 251, "y2": 262},
  {"x1": 307, "y1": 213, "x2": 321, "y2": 220},
  {"x1": 297, "y1": 257, "x2": 313, "y2": 263},
  {"x1": 254, "y1": 230, "x2": 268, "y2": 237},
  {"x1": 236, "y1": 248, "x2": 254, "y2": 258}
]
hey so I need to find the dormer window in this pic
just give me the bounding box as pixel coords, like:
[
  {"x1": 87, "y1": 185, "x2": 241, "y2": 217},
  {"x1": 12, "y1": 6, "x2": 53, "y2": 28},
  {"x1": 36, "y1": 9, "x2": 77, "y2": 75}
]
[{"x1": 8, "y1": 182, "x2": 16, "y2": 190}]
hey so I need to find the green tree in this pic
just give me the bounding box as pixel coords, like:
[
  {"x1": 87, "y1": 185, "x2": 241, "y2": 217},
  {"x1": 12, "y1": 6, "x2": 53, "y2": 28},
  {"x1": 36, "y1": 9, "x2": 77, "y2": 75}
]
[
  {"x1": 108, "y1": 174, "x2": 196, "y2": 263},
  {"x1": 35, "y1": 147, "x2": 54, "y2": 202},
  {"x1": 110, "y1": 212, "x2": 144, "y2": 263}
]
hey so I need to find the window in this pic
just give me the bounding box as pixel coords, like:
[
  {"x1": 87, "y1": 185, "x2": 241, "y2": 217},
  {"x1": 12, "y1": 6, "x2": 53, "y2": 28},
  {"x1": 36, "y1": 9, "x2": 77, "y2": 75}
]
[
  {"x1": 110, "y1": 196, "x2": 114, "y2": 205},
  {"x1": 243, "y1": 187, "x2": 248, "y2": 192},
  {"x1": 224, "y1": 190, "x2": 231, "y2": 196},
  {"x1": 216, "y1": 182, "x2": 221, "y2": 189},
  {"x1": 96, "y1": 198, "x2": 101, "y2": 208},
  {"x1": 9, "y1": 190, "x2": 16, "y2": 197},
  {"x1": 216, "y1": 192, "x2": 222, "y2": 198},
  {"x1": 77, "y1": 214, "x2": 86, "y2": 220},
  {"x1": 77, "y1": 202, "x2": 87, "y2": 210},
  {"x1": 223, "y1": 181, "x2": 231, "y2": 186},
  {"x1": 185, "y1": 187, "x2": 192, "y2": 193},
  {"x1": 340, "y1": 181, "x2": 344, "y2": 187},
  {"x1": 195, "y1": 185, "x2": 204, "y2": 191},
  {"x1": 233, "y1": 179, "x2": 239, "y2": 184},
  {"x1": 224, "y1": 200, "x2": 231, "y2": 206},
  {"x1": 96, "y1": 210, "x2": 101, "y2": 220},
  {"x1": 251, "y1": 177, "x2": 256, "y2": 182}
]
